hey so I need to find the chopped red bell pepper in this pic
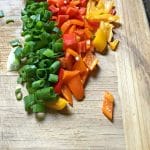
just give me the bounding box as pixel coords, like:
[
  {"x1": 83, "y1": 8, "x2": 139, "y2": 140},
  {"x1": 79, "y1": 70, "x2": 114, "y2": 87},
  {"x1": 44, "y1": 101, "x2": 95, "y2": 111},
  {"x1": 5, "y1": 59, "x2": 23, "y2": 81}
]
[
  {"x1": 52, "y1": 16, "x2": 57, "y2": 21},
  {"x1": 54, "y1": 68, "x2": 64, "y2": 94},
  {"x1": 58, "y1": 6, "x2": 67, "y2": 15},
  {"x1": 78, "y1": 41, "x2": 86, "y2": 53},
  {"x1": 87, "y1": 21, "x2": 99, "y2": 31},
  {"x1": 47, "y1": 0, "x2": 57, "y2": 5},
  {"x1": 57, "y1": 15, "x2": 69, "y2": 27},
  {"x1": 75, "y1": 29, "x2": 85, "y2": 40},
  {"x1": 66, "y1": 7, "x2": 79, "y2": 18},
  {"x1": 79, "y1": 7, "x2": 86, "y2": 15},
  {"x1": 57, "y1": 0, "x2": 64, "y2": 7},
  {"x1": 63, "y1": 33, "x2": 77, "y2": 49},
  {"x1": 80, "y1": 0, "x2": 87, "y2": 7},
  {"x1": 48, "y1": 5, "x2": 59, "y2": 13}
]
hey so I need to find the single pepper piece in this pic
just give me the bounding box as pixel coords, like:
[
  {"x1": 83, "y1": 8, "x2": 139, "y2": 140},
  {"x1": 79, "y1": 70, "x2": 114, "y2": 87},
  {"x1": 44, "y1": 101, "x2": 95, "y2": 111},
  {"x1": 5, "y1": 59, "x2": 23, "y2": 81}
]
[
  {"x1": 109, "y1": 39, "x2": 119, "y2": 51},
  {"x1": 68, "y1": 74, "x2": 84, "y2": 100},
  {"x1": 45, "y1": 97, "x2": 68, "y2": 110},
  {"x1": 102, "y1": 91, "x2": 114, "y2": 121},
  {"x1": 61, "y1": 85, "x2": 73, "y2": 106},
  {"x1": 54, "y1": 68, "x2": 64, "y2": 94},
  {"x1": 92, "y1": 28, "x2": 107, "y2": 53}
]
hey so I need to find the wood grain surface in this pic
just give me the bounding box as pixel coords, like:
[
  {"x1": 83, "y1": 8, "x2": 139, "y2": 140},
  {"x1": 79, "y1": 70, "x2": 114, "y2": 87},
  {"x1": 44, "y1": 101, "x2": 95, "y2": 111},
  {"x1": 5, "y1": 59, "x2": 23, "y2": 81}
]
[{"x1": 0, "y1": 0, "x2": 149, "y2": 150}]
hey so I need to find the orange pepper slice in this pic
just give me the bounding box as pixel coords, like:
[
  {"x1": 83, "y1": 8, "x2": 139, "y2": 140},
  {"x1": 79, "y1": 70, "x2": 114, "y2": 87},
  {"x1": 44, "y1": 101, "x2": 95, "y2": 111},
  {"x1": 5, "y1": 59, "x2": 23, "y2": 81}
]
[
  {"x1": 69, "y1": 0, "x2": 80, "y2": 6},
  {"x1": 102, "y1": 91, "x2": 114, "y2": 121},
  {"x1": 68, "y1": 25, "x2": 76, "y2": 34},
  {"x1": 73, "y1": 58, "x2": 88, "y2": 75},
  {"x1": 62, "y1": 69, "x2": 80, "y2": 84},
  {"x1": 61, "y1": 20, "x2": 71, "y2": 33},
  {"x1": 83, "y1": 52, "x2": 99, "y2": 71},
  {"x1": 66, "y1": 48, "x2": 79, "y2": 57},
  {"x1": 61, "y1": 85, "x2": 73, "y2": 106},
  {"x1": 68, "y1": 74, "x2": 84, "y2": 100},
  {"x1": 61, "y1": 19, "x2": 84, "y2": 33},
  {"x1": 70, "y1": 19, "x2": 84, "y2": 26},
  {"x1": 84, "y1": 28, "x2": 93, "y2": 39}
]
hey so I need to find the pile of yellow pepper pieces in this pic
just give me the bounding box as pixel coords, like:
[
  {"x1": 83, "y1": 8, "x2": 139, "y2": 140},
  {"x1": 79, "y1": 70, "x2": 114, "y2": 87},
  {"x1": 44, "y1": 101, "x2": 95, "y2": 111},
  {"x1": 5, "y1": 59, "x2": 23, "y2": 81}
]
[{"x1": 87, "y1": 0, "x2": 119, "y2": 52}]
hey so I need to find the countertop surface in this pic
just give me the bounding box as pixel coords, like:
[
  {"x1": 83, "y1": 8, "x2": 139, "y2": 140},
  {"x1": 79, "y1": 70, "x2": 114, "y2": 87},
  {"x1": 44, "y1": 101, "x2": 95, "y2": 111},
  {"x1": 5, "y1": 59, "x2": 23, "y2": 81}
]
[
  {"x1": 143, "y1": 0, "x2": 150, "y2": 24},
  {"x1": 0, "y1": 0, "x2": 150, "y2": 149}
]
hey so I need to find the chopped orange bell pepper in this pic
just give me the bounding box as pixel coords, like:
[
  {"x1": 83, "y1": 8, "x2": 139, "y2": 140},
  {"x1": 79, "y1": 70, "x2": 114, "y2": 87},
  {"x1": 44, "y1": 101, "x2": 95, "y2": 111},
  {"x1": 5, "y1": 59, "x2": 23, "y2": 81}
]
[
  {"x1": 63, "y1": 70, "x2": 80, "y2": 83},
  {"x1": 84, "y1": 19, "x2": 94, "y2": 31},
  {"x1": 66, "y1": 48, "x2": 79, "y2": 57},
  {"x1": 81, "y1": 72, "x2": 89, "y2": 85},
  {"x1": 73, "y1": 58, "x2": 89, "y2": 85},
  {"x1": 75, "y1": 29, "x2": 85, "y2": 40},
  {"x1": 84, "y1": 28, "x2": 93, "y2": 39},
  {"x1": 61, "y1": 85, "x2": 73, "y2": 106},
  {"x1": 59, "y1": 55, "x2": 75, "y2": 70},
  {"x1": 70, "y1": 19, "x2": 84, "y2": 26},
  {"x1": 69, "y1": 0, "x2": 80, "y2": 6},
  {"x1": 61, "y1": 19, "x2": 84, "y2": 33},
  {"x1": 73, "y1": 58, "x2": 88, "y2": 75},
  {"x1": 61, "y1": 20, "x2": 71, "y2": 33},
  {"x1": 102, "y1": 91, "x2": 114, "y2": 121},
  {"x1": 68, "y1": 25, "x2": 76, "y2": 34},
  {"x1": 83, "y1": 52, "x2": 99, "y2": 71},
  {"x1": 68, "y1": 74, "x2": 84, "y2": 100}
]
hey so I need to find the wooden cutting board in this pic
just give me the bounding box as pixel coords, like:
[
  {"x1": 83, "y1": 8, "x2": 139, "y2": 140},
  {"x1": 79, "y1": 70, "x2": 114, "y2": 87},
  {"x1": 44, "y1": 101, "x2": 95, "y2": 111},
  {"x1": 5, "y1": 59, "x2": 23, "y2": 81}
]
[{"x1": 0, "y1": 0, "x2": 149, "y2": 149}]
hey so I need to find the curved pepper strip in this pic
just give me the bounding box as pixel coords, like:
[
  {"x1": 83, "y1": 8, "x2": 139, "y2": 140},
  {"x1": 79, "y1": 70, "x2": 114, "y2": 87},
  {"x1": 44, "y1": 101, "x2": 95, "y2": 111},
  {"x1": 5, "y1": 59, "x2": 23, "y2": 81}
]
[{"x1": 61, "y1": 19, "x2": 84, "y2": 33}]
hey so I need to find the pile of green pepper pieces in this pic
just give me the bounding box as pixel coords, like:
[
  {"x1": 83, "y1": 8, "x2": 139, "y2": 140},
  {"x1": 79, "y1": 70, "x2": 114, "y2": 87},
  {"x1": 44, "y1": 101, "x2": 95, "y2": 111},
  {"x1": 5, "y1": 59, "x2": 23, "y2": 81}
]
[{"x1": 13, "y1": 0, "x2": 64, "y2": 113}]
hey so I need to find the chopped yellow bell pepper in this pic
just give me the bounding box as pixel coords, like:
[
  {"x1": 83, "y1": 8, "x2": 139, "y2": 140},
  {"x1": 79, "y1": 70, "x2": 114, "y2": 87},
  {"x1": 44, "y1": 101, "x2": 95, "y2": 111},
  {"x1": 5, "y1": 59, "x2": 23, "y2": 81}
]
[
  {"x1": 109, "y1": 39, "x2": 119, "y2": 51},
  {"x1": 92, "y1": 27, "x2": 107, "y2": 53},
  {"x1": 87, "y1": 14, "x2": 119, "y2": 22},
  {"x1": 45, "y1": 97, "x2": 68, "y2": 110},
  {"x1": 104, "y1": 22, "x2": 114, "y2": 42},
  {"x1": 104, "y1": 1, "x2": 115, "y2": 13},
  {"x1": 86, "y1": 0, "x2": 119, "y2": 23},
  {"x1": 97, "y1": 1, "x2": 105, "y2": 9}
]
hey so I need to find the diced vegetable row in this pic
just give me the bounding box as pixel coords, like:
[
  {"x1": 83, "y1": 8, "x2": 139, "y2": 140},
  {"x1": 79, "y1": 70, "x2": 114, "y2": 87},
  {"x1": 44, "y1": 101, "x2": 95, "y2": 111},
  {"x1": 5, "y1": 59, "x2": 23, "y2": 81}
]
[
  {"x1": 11, "y1": 0, "x2": 119, "y2": 121},
  {"x1": 13, "y1": 0, "x2": 65, "y2": 113}
]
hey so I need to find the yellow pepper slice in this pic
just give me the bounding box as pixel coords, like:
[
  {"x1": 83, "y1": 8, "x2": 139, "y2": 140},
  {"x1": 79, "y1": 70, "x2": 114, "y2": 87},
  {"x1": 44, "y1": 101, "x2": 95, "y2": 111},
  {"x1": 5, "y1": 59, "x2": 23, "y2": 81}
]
[
  {"x1": 92, "y1": 28, "x2": 107, "y2": 53},
  {"x1": 109, "y1": 39, "x2": 119, "y2": 51},
  {"x1": 104, "y1": 1, "x2": 115, "y2": 13},
  {"x1": 87, "y1": 14, "x2": 119, "y2": 22},
  {"x1": 104, "y1": 22, "x2": 114, "y2": 42},
  {"x1": 45, "y1": 97, "x2": 68, "y2": 110},
  {"x1": 86, "y1": 0, "x2": 119, "y2": 22},
  {"x1": 97, "y1": 1, "x2": 105, "y2": 9}
]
